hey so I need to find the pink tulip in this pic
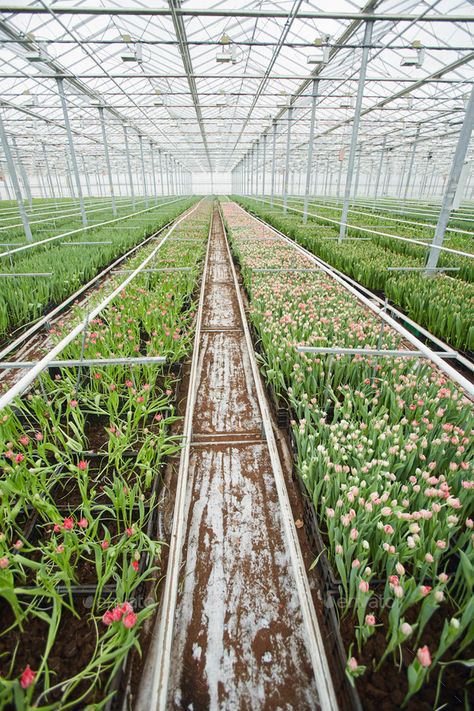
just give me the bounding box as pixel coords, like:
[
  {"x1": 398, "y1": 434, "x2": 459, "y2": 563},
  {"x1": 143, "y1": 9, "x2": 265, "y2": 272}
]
[
  {"x1": 348, "y1": 657, "x2": 358, "y2": 672},
  {"x1": 359, "y1": 580, "x2": 369, "y2": 593},
  {"x1": 417, "y1": 645, "x2": 432, "y2": 667},
  {"x1": 78, "y1": 460, "x2": 88, "y2": 471},
  {"x1": 0, "y1": 557, "x2": 9, "y2": 569},
  {"x1": 365, "y1": 614, "x2": 376, "y2": 626},
  {"x1": 20, "y1": 665, "x2": 36, "y2": 689},
  {"x1": 123, "y1": 611, "x2": 138, "y2": 629},
  {"x1": 102, "y1": 610, "x2": 114, "y2": 626}
]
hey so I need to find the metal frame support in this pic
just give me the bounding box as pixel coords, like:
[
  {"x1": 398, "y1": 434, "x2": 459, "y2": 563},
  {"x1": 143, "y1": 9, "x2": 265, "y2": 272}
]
[
  {"x1": 403, "y1": 124, "x2": 421, "y2": 201},
  {"x1": 11, "y1": 136, "x2": 32, "y2": 209},
  {"x1": 166, "y1": 154, "x2": 171, "y2": 196},
  {"x1": 338, "y1": 20, "x2": 373, "y2": 241},
  {"x1": 138, "y1": 134, "x2": 149, "y2": 208},
  {"x1": 374, "y1": 136, "x2": 387, "y2": 199},
  {"x1": 283, "y1": 106, "x2": 293, "y2": 213},
  {"x1": 303, "y1": 80, "x2": 319, "y2": 224},
  {"x1": 158, "y1": 150, "x2": 164, "y2": 195},
  {"x1": 171, "y1": 157, "x2": 176, "y2": 195},
  {"x1": 271, "y1": 121, "x2": 277, "y2": 207},
  {"x1": 0, "y1": 112, "x2": 33, "y2": 242},
  {"x1": 41, "y1": 142, "x2": 55, "y2": 198},
  {"x1": 150, "y1": 142, "x2": 158, "y2": 205},
  {"x1": 123, "y1": 124, "x2": 135, "y2": 208},
  {"x1": 98, "y1": 106, "x2": 117, "y2": 216},
  {"x1": 426, "y1": 85, "x2": 474, "y2": 274},
  {"x1": 250, "y1": 144, "x2": 255, "y2": 196},
  {"x1": 255, "y1": 139, "x2": 260, "y2": 197},
  {"x1": 81, "y1": 155, "x2": 92, "y2": 197},
  {"x1": 262, "y1": 133, "x2": 267, "y2": 198},
  {"x1": 56, "y1": 78, "x2": 87, "y2": 227}
]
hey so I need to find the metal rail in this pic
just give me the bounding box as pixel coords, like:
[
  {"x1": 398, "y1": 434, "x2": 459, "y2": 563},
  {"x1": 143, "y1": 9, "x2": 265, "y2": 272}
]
[
  {"x1": 0, "y1": 356, "x2": 166, "y2": 369},
  {"x1": 233, "y1": 202, "x2": 474, "y2": 396},
  {"x1": 0, "y1": 199, "x2": 205, "y2": 411}
]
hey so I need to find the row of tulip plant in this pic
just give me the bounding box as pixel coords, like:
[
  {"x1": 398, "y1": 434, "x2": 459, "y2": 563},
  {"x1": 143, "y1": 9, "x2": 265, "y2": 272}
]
[
  {"x1": 221, "y1": 201, "x2": 473, "y2": 709},
  {"x1": 0, "y1": 197, "x2": 195, "y2": 339},
  {"x1": 0, "y1": 197, "x2": 165, "y2": 243},
  {"x1": 288, "y1": 197, "x2": 474, "y2": 278},
  {"x1": 0, "y1": 200, "x2": 211, "y2": 709},
  {"x1": 234, "y1": 197, "x2": 474, "y2": 352}
]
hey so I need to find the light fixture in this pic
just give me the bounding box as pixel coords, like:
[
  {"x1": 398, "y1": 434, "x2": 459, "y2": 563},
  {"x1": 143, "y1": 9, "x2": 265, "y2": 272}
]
[
  {"x1": 121, "y1": 43, "x2": 143, "y2": 63},
  {"x1": 307, "y1": 46, "x2": 330, "y2": 65},
  {"x1": 339, "y1": 94, "x2": 354, "y2": 109},
  {"x1": 22, "y1": 90, "x2": 39, "y2": 108},
  {"x1": 400, "y1": 44, "x2": 425, "y2": 67},
  {"x1": 25, "y1": 40, "x2": 47, "y2": 63},
  {"x1": 216, "y1": 45, "x2": 237, "y2": 63},
  {"x1": 276, "y1": 92, "x2": 291, "y2": 108}
]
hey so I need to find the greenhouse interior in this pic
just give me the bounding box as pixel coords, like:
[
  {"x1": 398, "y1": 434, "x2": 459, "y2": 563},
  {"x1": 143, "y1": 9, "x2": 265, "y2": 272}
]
[{"x1": 0, "y1": 1, "x2": 473, "y2": 710}]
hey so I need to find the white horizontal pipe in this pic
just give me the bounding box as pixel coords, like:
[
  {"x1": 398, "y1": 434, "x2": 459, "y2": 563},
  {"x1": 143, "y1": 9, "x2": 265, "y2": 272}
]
[
  {"x1": 386, "y1": 266, "x2": 460, "y2": 271},
  {"x1": 297, "y1": 346, "x2": 458, "y2": 358},
  {"x1": 0, "y1": 272, "x2": 52, "y2": 277},
  {"x1": 60, "y1": 240, "x2": 113, "y2": 245},
  {"x1": 0, "y1": 356, "x2": 166, "y2": 369}
]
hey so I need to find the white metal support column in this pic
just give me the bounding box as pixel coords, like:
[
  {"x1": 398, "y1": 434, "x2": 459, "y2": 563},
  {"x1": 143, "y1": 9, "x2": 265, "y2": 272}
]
[
  {"x1": 11, "y1": 136, "x2": 32, "y2": 209},
  {"x1": 339, "y1": 20, "x2": 373, "y2": 241},
  {"x1": 150, "y1": 142, "x2": 158, "y2": 205},
  {"x1": 374, "y1": 138, "x2": 387, "y2": 201},
  {"x1": 271, "y1": 121, "x2": 277, "y2": 206},
  {"x1": 123, "y1": 124, "x2": 135, "y2": 208},
  {"x1": 0, "y1": 112, "x2": 33, "y2": 241},
  {"x1": 255, "y1": 139, "x2": 260, "y2": 197},
  {"x1": 283, "y1": 106, "x2": 293, "y2": 213},
  {"x1": 403, "y1": 124, "x2": 421, "y2": 201},
  {"x1": 138, "y1": 134, "x2": 149, "y2": 208},
  {"x1": 158, "y1": 150, "x2": 164, "y2": 196},
  {"x1": 262, "y1": 133, "x2": 267, "y2": 198},
  {"x1": 426, "y1": 85, "x2": 474, "y2": 273},
  {"x1": 81, "y1": 155, "x2": 92, "y2": 197},
  {"x1": 303, "y1": 79, "x2": 319, "y2": 224},
  {"x1": 98, "y1": 106, "x2": 117, "y2": 216},
  {"x1": 166, "y1": 154, "x2": 171, "y2": 196},
  {"x1": 250, "y1": 145, "x2": 255, "y2": 196},
  {"x1": 42, "y1": 142, "x2": 55, "y2": 198},
  {"x1": 56, "y1": 78, "x2": 87, "y2": 227}
]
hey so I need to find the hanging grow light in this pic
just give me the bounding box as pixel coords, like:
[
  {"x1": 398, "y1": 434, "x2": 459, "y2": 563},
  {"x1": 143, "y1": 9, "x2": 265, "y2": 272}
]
[
  {"x1": 277, "y1": 92, "x2": 291, "y2": 108},
  {"x1": 25, "y1": 40, "x2": 47, "y2": 63},
  {"x1": 121, "y1": 43, "x2": 143, "y2": 63},
  {"x1": 400, "y1": 42, "x2": 425, "y2": 67}
]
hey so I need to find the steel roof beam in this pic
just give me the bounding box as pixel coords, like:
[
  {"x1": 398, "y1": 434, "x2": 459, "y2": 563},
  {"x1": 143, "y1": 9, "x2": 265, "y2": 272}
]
[
  {"x1": 167, "y1": 0, "x2": 212, "y2": 172},
  {"x1": 0, "y1": 4, "x2": 472, "y2": 21}
]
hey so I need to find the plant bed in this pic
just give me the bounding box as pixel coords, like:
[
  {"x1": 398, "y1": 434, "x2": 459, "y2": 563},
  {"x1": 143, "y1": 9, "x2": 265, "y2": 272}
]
[
  {"x1": 222, "y1": 200, "x2": 474, "y2": 709},
  {"x1": 0, "y1": 203, "x2": 213, "y2": 709}
]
